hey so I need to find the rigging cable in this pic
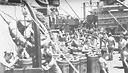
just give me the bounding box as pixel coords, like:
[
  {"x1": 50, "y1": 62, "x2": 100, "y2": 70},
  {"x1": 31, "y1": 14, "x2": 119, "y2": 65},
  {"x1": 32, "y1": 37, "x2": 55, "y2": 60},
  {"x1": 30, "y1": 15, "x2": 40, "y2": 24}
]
[
  {"x1": 64, "y1": 0, "x2": 80, "y2": 19},
  {"x1": 0, "y1": 8, "x2": 16, "y2": 21},
  {"x1": 14, "y1": 5, "x2": 18, "y2": 53},
  {"x1": 108, "y1": 11, "x2": 127, "y2": 32},
  {"x1": 116, "y1": 0, "x2": 128, "y2": 9},
  {"x1": 59, "y1": 6, "x2": 71, "y2": 16}
]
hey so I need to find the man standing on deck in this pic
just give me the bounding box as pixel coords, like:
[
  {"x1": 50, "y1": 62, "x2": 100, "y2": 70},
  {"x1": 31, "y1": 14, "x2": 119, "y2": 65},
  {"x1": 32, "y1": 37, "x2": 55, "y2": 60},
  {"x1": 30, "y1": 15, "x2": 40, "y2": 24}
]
[
  {"x1": 122, "y1": 43, "x2": 128, "y2": 73},
  {"x1": 107, "y1": 33, "x2": 116, "y2": 60},
  {"x1": 118, "y1": 35, "x2": 127, "y2": 60}
]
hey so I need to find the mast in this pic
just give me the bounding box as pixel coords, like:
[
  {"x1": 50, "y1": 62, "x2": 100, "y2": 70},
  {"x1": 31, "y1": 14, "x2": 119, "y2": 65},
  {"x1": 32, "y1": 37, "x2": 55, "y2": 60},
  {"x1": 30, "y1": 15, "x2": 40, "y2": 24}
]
[{"x1": 24, "y1": 0, "x2": 41, "y2": 68}]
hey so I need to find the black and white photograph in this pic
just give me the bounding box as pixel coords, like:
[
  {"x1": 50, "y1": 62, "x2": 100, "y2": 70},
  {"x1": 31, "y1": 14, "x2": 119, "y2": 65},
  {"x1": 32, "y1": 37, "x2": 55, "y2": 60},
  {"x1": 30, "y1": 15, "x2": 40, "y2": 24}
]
[{"x1": 0, "y1": 0, "x2": 128, "y2": 73}]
